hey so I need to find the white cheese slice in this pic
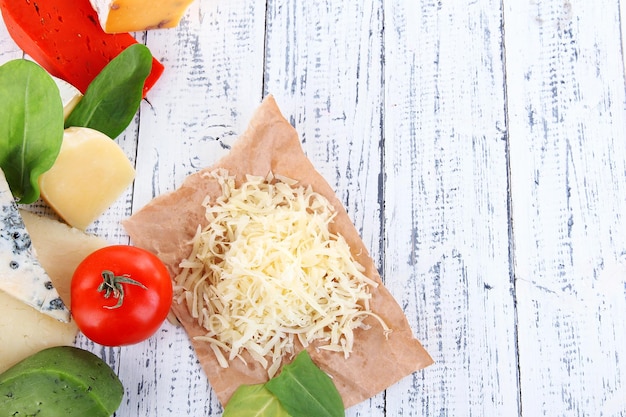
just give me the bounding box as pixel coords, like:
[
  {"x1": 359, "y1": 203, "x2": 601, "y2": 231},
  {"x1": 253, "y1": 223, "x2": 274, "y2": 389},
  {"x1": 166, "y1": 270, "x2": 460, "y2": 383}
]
[
  {"x1": 51, "y1": 75, "x2": 83, "y2": 120},
  {"x1": 0, "y1": 169, "x2": 70, "y2": 322}
]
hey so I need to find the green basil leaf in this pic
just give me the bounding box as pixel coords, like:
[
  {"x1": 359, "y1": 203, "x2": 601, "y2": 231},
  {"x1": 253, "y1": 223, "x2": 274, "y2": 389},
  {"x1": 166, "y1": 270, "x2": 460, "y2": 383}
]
[
  {"x1": 0, "y1": 59, "x2": 64, "y2": 204},
  {"x1": 265, "y1": 350, "x2": 345, "y2": 417},
  {"x1": 65, "y1": 43, "x2": 152, "y2": 139},
  {"x1": 223, "y1": 383, "x2": 291, "y2": 417}
]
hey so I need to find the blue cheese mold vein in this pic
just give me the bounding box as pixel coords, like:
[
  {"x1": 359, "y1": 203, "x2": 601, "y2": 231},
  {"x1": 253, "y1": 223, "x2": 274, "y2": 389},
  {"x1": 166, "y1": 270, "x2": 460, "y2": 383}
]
[{"x1": 0, "y1": 169, "x2": 70, "y2": 322}]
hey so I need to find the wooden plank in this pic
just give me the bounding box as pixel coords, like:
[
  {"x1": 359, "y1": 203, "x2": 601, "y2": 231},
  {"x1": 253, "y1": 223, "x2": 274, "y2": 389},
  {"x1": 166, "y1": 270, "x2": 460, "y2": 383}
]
[
  {"x1": 504, "y1": 0, "x2": 626, "y2": 415},
  {"x1": 4, "y1": 0, "x2": 623, "y2": 415},
  {"x1": 0, "y1": 17, "x2": 22, "y2": 62},
  {"x1": 383, "y1": 0, "x2": 519, "y2": 415},
  {"x1": 132, "y1": 0, "x2": 267, "y2": 210},
  {"x1": 263, "y1": 1, "x2": 386, "y2": 414},
  {"x1": 115, "y1": 1, "x2": 267, "y2": 415}
]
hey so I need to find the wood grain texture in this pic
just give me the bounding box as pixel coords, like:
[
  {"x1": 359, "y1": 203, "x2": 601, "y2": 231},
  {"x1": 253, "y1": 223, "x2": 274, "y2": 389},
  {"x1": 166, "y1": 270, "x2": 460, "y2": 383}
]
[
  {"x1": 1, "y1": 0, "x2": 625, "y2": 415},
  {"x1": 504, "y1": 0, "x2": 626, "y2": 415},
  {"x1": 383, "y1": 0, "x2": 519, "y2": 415},
  {"x1": 0, "y1": 20, "x2": 21, "y2": 62},
  {"x1": 132, "y1": 0, "x2": 267, "y2": 209}
]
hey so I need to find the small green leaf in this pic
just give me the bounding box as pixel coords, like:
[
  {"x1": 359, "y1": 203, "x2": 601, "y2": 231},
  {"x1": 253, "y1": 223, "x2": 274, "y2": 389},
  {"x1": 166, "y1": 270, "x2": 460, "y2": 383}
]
[
  {"x1": 223, "y1": 383, "x2": 291, "y2": 417},
  {"x1": 0, "y1": 59, "x2": 64, "y2": 204},
  {"x1": 266, "y1": 350, "x2": 345, "y2": 417},
  {"x1": 65, "y1": 43, "x2": 152, "y2": 139}
]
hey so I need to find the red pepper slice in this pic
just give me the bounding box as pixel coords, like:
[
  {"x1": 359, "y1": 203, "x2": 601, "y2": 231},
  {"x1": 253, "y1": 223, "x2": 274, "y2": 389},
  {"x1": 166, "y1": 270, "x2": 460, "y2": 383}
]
[{"x1": 0, "y1": 0, "x2": 164, "y2": 97}]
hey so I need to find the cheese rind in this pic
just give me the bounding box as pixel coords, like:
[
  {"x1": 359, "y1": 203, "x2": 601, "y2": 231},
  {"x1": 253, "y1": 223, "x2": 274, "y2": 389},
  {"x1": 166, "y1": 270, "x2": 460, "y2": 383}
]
[
  {"x1": 38, "y1": 127, "x2": 135, "y2": 230},
  {"x1": 0, "y1": 169, "x2": 70, "y2": 322},
  {"x1": 89, "y1": 0, "x2": 195, "y2": 33},
  {"x1": 51, "y1": 76, "x2": 83, "y2": 121}
]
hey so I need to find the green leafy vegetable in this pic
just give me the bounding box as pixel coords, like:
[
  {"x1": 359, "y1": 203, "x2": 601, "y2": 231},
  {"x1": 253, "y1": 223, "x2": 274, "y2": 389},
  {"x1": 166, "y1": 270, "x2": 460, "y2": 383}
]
[
  {"x1": 223, "y1": 350, "x2": 345, "y2": 417},
  {"x1": 0, "y1": 59, "x2": 64, "y2": 204},
  {"x1": 65, "y1": 43, "x2": 152, "y2": 139},
  {"x1": 223, "y1": 384, "x2": 291, "y2": 417},
  {"x1": 0, "y1": 346, "x2": 124, "y2": 416},
  {"x1": 266, "y1": 350, "x2": 345, "y2": 417}
]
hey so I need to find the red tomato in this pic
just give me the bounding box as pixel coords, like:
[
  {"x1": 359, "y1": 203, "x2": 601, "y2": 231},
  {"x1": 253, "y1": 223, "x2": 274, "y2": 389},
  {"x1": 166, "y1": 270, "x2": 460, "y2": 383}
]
[{"x1": 71, "y1": 245, "x2": 173, "y2": 346}]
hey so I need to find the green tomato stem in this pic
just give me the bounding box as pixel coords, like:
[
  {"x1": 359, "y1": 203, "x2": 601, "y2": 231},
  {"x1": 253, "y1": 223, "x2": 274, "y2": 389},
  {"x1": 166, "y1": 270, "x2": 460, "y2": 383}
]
[{"x1": 98, "y1": 270, "x2": 147, "y2": 309}]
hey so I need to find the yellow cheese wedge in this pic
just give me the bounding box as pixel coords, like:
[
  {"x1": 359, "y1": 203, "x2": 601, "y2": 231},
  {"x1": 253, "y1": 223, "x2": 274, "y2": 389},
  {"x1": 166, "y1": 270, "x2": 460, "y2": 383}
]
[
  {"x1": 89, "y1": 0, "x2": 196, "y2": 33},
  {"x1": 0, "y1": 290, "x2": 77, "y2": 374},
  {"x1": 0, "y1": 211, "x2": 109, "y2": 373},
  {"x1": 39, "y1": 127, "x2": 135, "y2": 230}
]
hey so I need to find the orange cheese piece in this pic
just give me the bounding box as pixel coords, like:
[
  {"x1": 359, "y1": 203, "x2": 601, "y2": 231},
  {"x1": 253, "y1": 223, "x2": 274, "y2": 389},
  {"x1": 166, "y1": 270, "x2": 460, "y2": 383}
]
[
  {"x1": 0, "y1": 0, "x2": 164, "y2": 97},
  {"x1": 90, "y1": 0, "x2": 196, "y2": 33}
]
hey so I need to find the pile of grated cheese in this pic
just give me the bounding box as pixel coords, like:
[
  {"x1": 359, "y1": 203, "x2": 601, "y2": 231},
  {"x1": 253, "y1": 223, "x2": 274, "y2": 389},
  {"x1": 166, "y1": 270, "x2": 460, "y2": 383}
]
[{"x1": 174, "y1": 169, "x2": 390, "y2": 378}]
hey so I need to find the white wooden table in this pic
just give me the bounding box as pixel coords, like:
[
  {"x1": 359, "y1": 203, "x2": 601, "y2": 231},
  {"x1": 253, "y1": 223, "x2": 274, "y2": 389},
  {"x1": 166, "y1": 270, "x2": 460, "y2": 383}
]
[{"x1": 2, "y1": 0, "x2": 626, "y2": 416}]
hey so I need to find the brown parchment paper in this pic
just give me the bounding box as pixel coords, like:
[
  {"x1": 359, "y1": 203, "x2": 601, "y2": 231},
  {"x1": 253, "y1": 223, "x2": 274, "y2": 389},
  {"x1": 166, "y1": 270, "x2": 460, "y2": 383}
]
[{"x1": 123, "y1": 95, "x2": 433, "y2": 408}]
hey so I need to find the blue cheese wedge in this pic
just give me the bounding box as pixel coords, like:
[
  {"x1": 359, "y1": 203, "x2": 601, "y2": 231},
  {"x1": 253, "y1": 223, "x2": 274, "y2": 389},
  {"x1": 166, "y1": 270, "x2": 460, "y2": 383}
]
[{"x1": 0, "y1": 169, "x2": 70, "y2": 322}]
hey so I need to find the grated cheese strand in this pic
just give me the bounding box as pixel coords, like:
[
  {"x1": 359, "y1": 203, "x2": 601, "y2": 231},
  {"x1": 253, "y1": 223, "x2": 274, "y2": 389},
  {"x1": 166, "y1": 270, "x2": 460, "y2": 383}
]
[{"x1": 174, "y1": 169, "x2": 390, "y2": 377}]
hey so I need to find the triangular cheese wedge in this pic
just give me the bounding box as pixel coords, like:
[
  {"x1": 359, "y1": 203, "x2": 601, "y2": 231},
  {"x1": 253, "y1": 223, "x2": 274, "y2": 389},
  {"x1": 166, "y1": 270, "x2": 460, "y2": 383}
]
[{"x1": 0, "y1": 169, "x2": 70, "y2": 322}]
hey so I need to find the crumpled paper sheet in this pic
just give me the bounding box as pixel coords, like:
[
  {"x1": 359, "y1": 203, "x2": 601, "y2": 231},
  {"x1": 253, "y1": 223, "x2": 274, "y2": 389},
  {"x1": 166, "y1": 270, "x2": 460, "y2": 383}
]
[{"x1": 123, "y1": 95, "x2": 433, "y2": 408}]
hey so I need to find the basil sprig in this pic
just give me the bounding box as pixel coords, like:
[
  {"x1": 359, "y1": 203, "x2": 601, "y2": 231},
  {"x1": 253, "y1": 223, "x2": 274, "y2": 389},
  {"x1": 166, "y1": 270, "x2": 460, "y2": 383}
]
[
  {"x1": 224, "y1": 350, "x2": 345, "y2": 417},
  {"x1": 0, "y1": 60, "x2": 64, "y2": 204}
]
